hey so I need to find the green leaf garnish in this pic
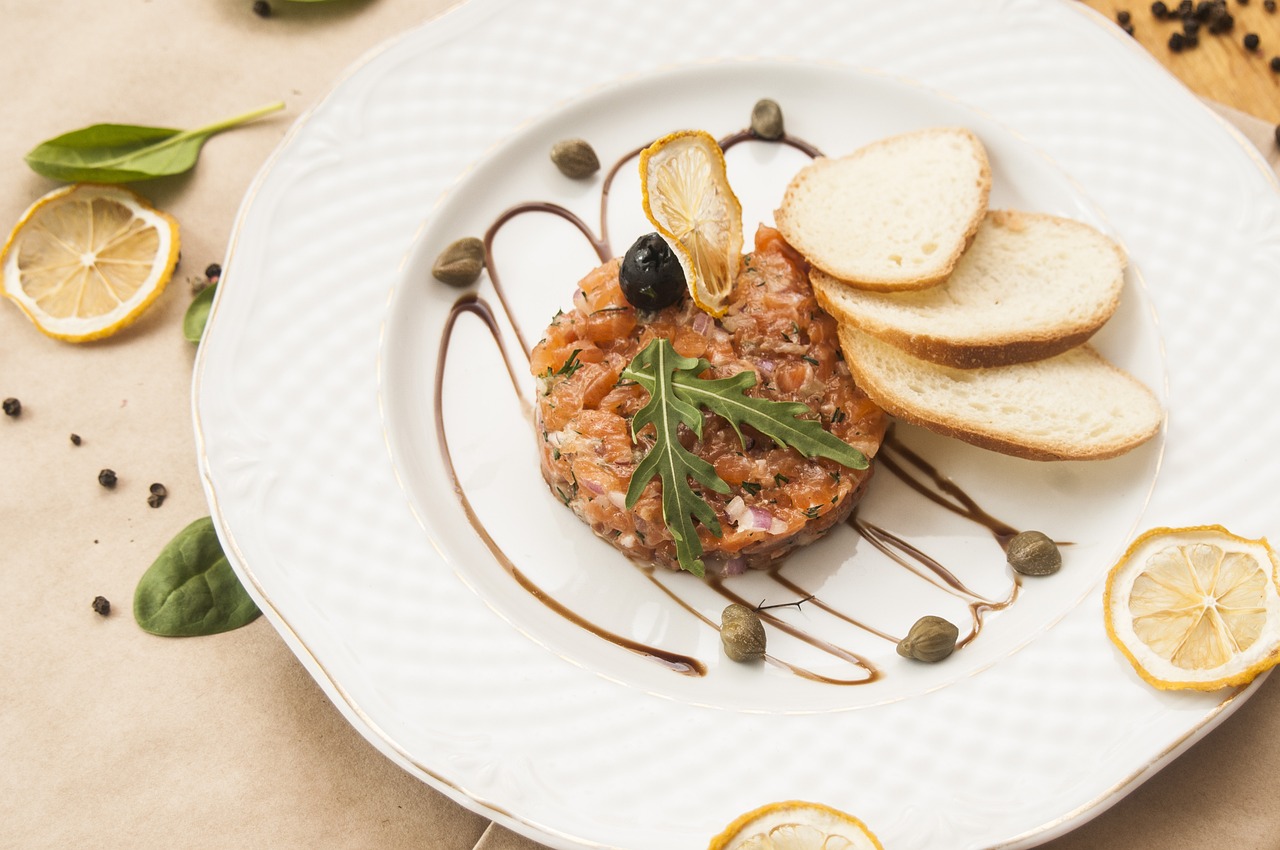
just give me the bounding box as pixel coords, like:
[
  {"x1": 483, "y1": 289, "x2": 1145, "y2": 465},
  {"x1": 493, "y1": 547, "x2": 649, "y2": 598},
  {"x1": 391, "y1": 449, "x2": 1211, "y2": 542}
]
[
  {"x1": 183, "y1": 283, "x2": 217, "y2": 343},
  {"x1": 133, "y1": 517, "x2": 261, "y2": 636},
  {"x1": 25, "y1": 102, "x2": 284, "y2": 183},
  {"x1": 622, "y1": 338, "x2": 869, "y2": 576},
  {"x1": 622, "y1": 339, "x2": 729, "y2": 577}
]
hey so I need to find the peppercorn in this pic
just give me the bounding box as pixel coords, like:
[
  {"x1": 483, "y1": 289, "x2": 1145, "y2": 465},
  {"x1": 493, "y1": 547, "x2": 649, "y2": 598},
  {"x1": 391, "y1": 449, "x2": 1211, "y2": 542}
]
[
  {"x1": 1209, "y1": 10, "x2": 1234, "y2": 32},
  {"x1": 1185, "y1": 31, "x2": 1200, "y2": 45},
  {"x1": 69, "y1": 433, "x2": 81, "y2": 446},
  {"x1": 2, "y1": 397, "x2": 20, "y2": 417},
  {"x1": 1178, "y1": 0, "x2": 1194, "y2": 16},
  {"x1": 1152, "y1": 0, "x2": 1170, "y2": 16},
  {"x1": 205, "y1": 262, "x2": 222, "y2": 283},
  {"x1": 1118, "y1": 9, "x2": 1133, "y2": 23},
  {"x1": 1195, "y1": 0, "x2": 1215, "y2": 17},
  {"x1": 92, "y1": 596, "x2": 111, "y2": 617},
  {"x1": 252, "y1": 0, "x2": 271, "y2": 17},
  {"x1": 147, "y1": 482, "x2": 167, "y2": 508},
  {"x1": 1184, "y1": 17, "x2": 1201, "y2": 33},
  {"x1": 1274, "y1": 123, "x2": 1280, "y2": 146},
  {"x1": 98, "y1": 469, "x2": 117, "y2": 489},
  {"x1": 1244, "y1": 32, "x2": 1260, "y2": 49},
  {"x1": 1169, "y1": 31, "x2": 1187, "y2": 50},
  {"x1": 1270, "y1": 55, "x2": 1280, "y2": 70},
  {"x1": 1238, "y1": 0, "x2": 1249, "y2": 5},
  {"x1": 1123, "y1": 21, "x2": 1136, "y2": 33},
  {"x1": 1266, "y1": 0, "x2": 1276, "y2": 13}
]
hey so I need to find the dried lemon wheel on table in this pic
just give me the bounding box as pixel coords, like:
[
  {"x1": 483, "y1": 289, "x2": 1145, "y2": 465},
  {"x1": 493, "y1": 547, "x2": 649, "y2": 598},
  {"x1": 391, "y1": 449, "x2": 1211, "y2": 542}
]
[
  {"x1": 1104, "y1": 525, "x2": 1280, "y2": 691},
  {"x1": 1, "y1": 183, "x2": 179, "y2": 342},
  {"x1": 639, "y1": 129, "x2": 743, "y2": 317},
  {"x1": 708, "y1": 800, "x2": 884, "y2": 850}
]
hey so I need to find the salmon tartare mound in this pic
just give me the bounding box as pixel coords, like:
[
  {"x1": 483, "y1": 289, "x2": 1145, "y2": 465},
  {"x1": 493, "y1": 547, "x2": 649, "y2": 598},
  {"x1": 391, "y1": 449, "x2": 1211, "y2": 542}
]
[{"x1": 530, "y1": 226, "x2": 888, "y2": 575}]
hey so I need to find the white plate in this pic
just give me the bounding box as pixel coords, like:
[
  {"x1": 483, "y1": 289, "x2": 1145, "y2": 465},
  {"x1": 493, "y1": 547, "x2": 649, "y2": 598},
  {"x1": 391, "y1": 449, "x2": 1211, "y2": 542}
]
[{"x1": 195, "y1": 1, "x2": 1280, "y2": 848}]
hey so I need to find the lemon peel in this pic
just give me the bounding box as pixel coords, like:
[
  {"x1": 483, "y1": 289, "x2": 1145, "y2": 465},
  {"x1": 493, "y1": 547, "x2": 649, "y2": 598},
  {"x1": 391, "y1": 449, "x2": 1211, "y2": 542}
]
[
  {"x1": 1104, "y1": 524, "x2": 1280, "y2": 691},
  {"x1": 639, "y1": 129, "x2": 743, "y2": 317},
  {"x1": 1, "y1": 183, "x2": 179, "y2": 342},
  {"x1": 708, "y1": 800, "x2": 884, "y2": 850}
]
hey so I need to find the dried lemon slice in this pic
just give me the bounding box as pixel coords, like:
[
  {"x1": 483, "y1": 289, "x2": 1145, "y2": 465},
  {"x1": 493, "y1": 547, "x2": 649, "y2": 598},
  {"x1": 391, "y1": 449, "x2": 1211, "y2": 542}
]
[
  {"x1": 1104, "y1": 525, "x2": 1280, "y2": 691},
  {"x1": 708, "y1": 801, "x2": 884, "y2": 850},
  {"x1": 639, "y1": 129, "x2": 743, "y2": 317},
  {"x1": 1, "y1": 183, "x2": 179, "y2": 342}
]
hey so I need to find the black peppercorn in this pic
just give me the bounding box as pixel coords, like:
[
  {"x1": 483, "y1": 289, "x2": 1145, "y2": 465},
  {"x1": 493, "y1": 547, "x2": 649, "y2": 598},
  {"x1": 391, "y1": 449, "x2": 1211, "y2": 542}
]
[
  {"x1": 92, "y1": 596, "x2": 111, "y2": 617},
  {"x1": 1244, "y1": 32, "x2": 1260, "y2": 49},
  {"x1": 1266, "y1": 0, "x2": 1276, "y2": 13},
  {"x1": 252, "y1": 0, "x2": 271, "y2": 17},
  {"x1": 1123, "y1": 21, "x2": 1136, "y2": 34},
  {"x1": 1209, "y1": 11, "x2": 1234, "y2": 32},
  {"x1": 1152, "y1": 0, "x2": 1169, "y2": 15},
  {"x1": 2, "y1": 397, "x2": 20, "y2": 417},
  {"x1": 1169, "y1": 31, "x2": 1187, "y2": 50},
  {"x1": 1118, "y1": 9, "x2": 1133, "y2": 23},
  {"x1": 147, "y1": 483, "x2": 168, "y2": 508},
  {"x1": 1270, "y1": 55, "x2": 1280, "y2": 70},
  {"x1": 98, "y1": 469, "x2": 118, "y2": 489},
  {"x1": 1184, "y1": 17, "x2": 1201, "y2": 33},
  {"x1": 1195, "y1": 0, "x2": 1215, "y2": 17},
  {"x1": 205, "y1": 263, "x2": 222, "y2": 283},
  {"x1": 70, "y1": 433, "x2": 81, "y2": 446},
  {"x1": 1238, "y1": 0, "x2": 1249, "y2": 5},
  {"x1": 1178, "y1": 0, "x2": 1194, "y2": 16}
]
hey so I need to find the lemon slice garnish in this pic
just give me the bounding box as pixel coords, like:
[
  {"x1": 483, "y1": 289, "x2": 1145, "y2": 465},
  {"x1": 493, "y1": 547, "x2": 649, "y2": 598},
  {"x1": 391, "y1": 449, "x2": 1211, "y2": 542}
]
[
  {"x1": 1, "y1": 183, "x2": 179, "y2": 342},
  {"x1": 1104, "y1": 525, "x2": 1280, "y2": 691},
  {"x1": 708, "y1": 801, "x2": 884, "y2": 850},
  {"x1": 639, "y1": 129, "x2": 743, "y2": 317}
]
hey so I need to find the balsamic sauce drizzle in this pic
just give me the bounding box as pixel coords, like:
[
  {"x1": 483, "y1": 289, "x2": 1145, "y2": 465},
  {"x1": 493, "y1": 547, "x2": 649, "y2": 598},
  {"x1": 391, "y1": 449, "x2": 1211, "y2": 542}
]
[{"x1": 435, "y1": 128, "x2": 1026, "y2": 683}]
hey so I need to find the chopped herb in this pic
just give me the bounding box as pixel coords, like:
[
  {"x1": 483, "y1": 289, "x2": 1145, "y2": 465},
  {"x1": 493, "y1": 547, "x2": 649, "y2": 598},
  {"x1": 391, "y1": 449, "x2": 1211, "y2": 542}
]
[
  {"x1": 555, "y1": 349, "x2": 584, "y2": 378},
  {"x1": 831, "y1": 408, "x2": 846, "y2": 423},
  {"x1": 802, "y1": 506, "x2": 821, "y2": 519},
  {"x1": 801, "y1": 355, "x2": 819, "y2": 366},
  {"x1": 741, "y1": 481, "x2": 762, "y2": 496},
  {"x1": 552, "y1": 448, "x2": 561, "y2": 460},
  {"x1": 830, "y1": 469, "x2": 842, "y2": 483},
  {"x1": 774, "y1": 473, "x2": 790, "y2": 486},
  {"x1": 555, "y1": 487, "x2": 572, "y2": 505}
]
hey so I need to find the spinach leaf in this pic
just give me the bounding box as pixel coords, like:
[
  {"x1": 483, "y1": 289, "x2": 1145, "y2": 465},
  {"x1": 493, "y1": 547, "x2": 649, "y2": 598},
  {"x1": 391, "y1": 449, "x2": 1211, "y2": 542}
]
[
  {"x1": 134, "y1": 516, "x2": 261, "y2": 636},
  {"x1": 183, "y1": 283, "x2": 217, "y2": 343},
  {"x1": 25, "y1": 102, "x2": 284, "y2": 183}
]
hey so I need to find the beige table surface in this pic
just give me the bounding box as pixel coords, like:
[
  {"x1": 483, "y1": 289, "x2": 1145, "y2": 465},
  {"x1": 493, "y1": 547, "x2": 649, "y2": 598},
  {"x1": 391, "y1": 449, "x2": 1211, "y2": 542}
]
[{"x1": 3, "y1": 2, "x2": 1279, "y2": 849}]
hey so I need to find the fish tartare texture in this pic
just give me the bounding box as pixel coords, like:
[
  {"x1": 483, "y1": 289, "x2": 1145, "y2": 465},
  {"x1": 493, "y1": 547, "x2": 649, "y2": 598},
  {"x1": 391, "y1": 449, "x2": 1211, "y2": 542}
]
[{"x1": 531, "y1": 226, "x2": 887, "y2": 574}]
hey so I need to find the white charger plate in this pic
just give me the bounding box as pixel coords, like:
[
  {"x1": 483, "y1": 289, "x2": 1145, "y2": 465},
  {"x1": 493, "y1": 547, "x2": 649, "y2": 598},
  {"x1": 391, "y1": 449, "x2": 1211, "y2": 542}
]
[{"x1": 195, "y1": 1, "x2": 1280, "y2": 848}]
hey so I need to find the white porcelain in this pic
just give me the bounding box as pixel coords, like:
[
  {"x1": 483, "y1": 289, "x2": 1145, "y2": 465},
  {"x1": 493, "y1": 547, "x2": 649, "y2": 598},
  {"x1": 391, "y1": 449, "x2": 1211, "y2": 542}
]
[{"x1": 195, "y1": 1, "x2": 1280, "y2": 848}]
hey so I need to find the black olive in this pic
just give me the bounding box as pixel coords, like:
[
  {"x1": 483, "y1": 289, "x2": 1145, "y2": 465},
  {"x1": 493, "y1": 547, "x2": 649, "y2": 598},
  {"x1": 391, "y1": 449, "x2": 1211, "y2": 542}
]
[{"x1": 619, "y1": 233, "x2": 685, "y2": 311}]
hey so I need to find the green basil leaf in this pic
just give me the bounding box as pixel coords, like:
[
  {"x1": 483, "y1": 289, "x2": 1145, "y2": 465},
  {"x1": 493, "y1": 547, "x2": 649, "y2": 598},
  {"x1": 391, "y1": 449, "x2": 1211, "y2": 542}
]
[
  {"x1": 25, "y1": 102, "x2": 284, "y2": 183},
  {"x1": 183, "y1": 283, "x2": 217, "y2": 343},
  {"x1": 134, "y1": 516, "x2": 261, "y2": 637}
]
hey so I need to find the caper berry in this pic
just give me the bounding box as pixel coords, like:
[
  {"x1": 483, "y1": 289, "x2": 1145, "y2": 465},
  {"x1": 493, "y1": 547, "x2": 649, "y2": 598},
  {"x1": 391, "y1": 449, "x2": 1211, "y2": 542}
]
[
  {"x1": 896, "y1": 615, "x2": 959, "y2": 663},
  {"x1": 432, "y1": 237, "x2": 485, "y2": 288},
  {"x1": 750, "y1": 98, "x2": 785, "y2": 141},
  {"x1": 550, "y1": 138, "x2": 600, "y2": 179},
  {"x1": 720, "y1": 604, "x2": 766, "y2": 662},
  {"x1": 1006, "y1": 530, "x2": 1061, "y2": 576},
  {"x1": 619, "y1": 233, "x2": 685, "y2": 311}
]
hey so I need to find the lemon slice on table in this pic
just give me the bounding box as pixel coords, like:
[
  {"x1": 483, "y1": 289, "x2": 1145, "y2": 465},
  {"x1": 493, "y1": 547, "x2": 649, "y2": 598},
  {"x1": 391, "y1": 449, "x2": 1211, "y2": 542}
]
[
  {"x1": 640, "y1": 129, "x2": 743, "y2": 317},
  {"x1": 1104, "y1": 525, "x2": 1280, "y2": 691},
  {"x1": 1, "y1": 183, "x2": 179, "y2": 342},
  {"x1": 708, "y1": 801, "x2": 884, "y2": 850}
]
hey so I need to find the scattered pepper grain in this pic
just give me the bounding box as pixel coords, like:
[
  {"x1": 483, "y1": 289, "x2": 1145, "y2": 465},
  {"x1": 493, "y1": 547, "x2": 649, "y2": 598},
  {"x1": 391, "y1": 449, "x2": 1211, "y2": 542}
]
[
  {"x1": 98, "y1": 469, "x2": 118, "y2": 489},
  {"x1": 69, "y1": 433, "x2": 81, "y2": 446},
  {"x1": 252, "y1": 0, "x2": 271, "y2": 17},
  {"x1": 92, "y1": 596, "x2": 111, "y2": 617},
  {"x1": 1245, "y1": 31, "x2": 1261, "y2": 48},
  {"x1": 1152, "y1": 0, "x2": 1170, "y2": 17},
  {"x1": 2, "y1": 397, "x2": 20, "y2": 417},
  {"x1": 205, "y1": 263, "x2": 222, "y2": 283},
  {"x1": 147, "y1": 482, "x2": 168, "y2": 508},
  {"x1": 1169, "y1": 30, "x2": 1187, "y2": 49},
  {"x1": 1266, "y1": 0, "x2": 1276, "y2": 13},
  {"x1": 1270, "y1": 55, "x2": 1280, "y2": 70},
  {"x1": 1118, "y1": 9, "x2": 1133, "y2": 23}
]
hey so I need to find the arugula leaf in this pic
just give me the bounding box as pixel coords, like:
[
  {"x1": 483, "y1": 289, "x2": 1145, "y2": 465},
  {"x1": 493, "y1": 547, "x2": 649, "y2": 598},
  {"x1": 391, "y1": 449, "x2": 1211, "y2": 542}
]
[
  {"x1": 622, "y1": 339, "x2": 729, "y2": 577},
  {"x1": 672, "y1": 368, "x2": 868, "y2": 471},
  {"x1": 25, "y1": 102, "x2": 284, "y2": 183},
  {"x1": 619, "y1": 338, "x2": 870, "y2": 576}
]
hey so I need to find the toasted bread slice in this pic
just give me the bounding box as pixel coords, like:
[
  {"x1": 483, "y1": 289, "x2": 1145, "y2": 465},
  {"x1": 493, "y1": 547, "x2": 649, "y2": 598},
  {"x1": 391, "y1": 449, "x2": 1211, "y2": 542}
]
[
  {"x1": 775, "y1": 127, "x2": 990, "y2": 291},
  {"x1": 837, "y1": 325, "x2": 1162, "y2": 461},
  {"x1": 813, "y1": 210, "x2": 1127, "y2": 368}
]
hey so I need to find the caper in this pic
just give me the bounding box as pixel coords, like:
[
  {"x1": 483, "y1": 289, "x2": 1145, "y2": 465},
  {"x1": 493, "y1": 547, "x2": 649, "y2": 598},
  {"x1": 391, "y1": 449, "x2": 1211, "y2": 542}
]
[
  {"x1": 549, "y1": 138, "x2": 600, "y2": 179},
  {"x1": 720, "y1": 603, "x2": 766, "y2": 662},
  {"x1": 750, "y1": 98, "x2": 785, "y2": 141},
  {"x1": 896, "y1": 615, "x2": 959, "y2": 663},
  {"x1": 1006, "y1": 530, "x2": 1061, "y2": 576},
  {"x1": 432, "y1": 237, "x2": 484, "y2": 287}
]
